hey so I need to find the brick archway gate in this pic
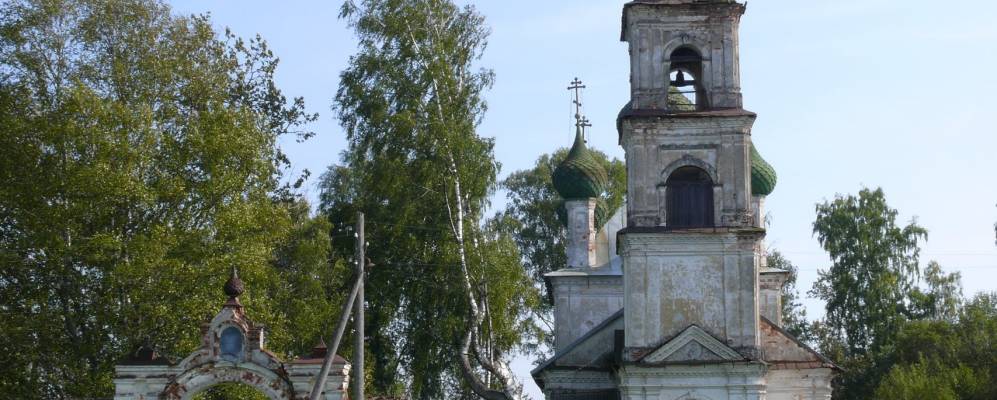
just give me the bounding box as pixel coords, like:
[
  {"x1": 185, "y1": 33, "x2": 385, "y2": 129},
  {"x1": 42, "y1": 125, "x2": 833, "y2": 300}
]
[{"x1": 114, "y1": 270, "x2": 350, "y2": 400}]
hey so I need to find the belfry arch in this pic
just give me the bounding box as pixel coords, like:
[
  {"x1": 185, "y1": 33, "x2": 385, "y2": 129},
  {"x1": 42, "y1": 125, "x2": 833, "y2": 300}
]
[{"x1": 114, "y1": 269, "x2": 350, "y2": 400}]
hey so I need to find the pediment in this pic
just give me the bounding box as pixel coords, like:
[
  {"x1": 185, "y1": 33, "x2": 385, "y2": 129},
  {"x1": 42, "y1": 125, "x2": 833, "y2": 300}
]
[{"x1": 641, "y1": 325, "x2": 744, "y2": 363}]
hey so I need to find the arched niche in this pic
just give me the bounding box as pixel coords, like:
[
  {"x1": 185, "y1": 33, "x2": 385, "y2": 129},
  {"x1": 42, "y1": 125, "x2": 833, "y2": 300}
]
[
  {"x1": 164, "y1": 363, "x2": 290, "y2": 400},
  {"x1": 668, "y1": 46, "x2": 707, "y2": 110},
  {"x1": 659, "y1": 36, "x2": 713, "y2": 111},
  {"x1": 656, "y1": 157, "x2": 719, "y2": 228}
]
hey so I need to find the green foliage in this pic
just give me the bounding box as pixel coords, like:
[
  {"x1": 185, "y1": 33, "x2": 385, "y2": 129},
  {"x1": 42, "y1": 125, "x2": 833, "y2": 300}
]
[
  {"x1": 0, "y1": 0, "x2": 336, "y2": 398},
  {"x1": 323, "y1": 0, "x2": 537, "y2": 397},
  {"x1": 908, "y1": 261, "x2": 963, "y2": 322},
  {"x1": 811, "y1": 187, "x2": 928, "y2": 355},
  {"x1": 873, "y1": 293, "x2": 997, "y2": 400},
  {"x1": 807, "y1": 187, "x2": 995, "y2": 399},
  {"x1": 193, "y1": 382, "x2": 269, "y2": 400}
]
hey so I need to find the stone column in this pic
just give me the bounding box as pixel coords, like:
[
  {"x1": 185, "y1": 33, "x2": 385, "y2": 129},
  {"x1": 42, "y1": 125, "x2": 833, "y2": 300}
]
[
  {"x1": 565, "y1": 198, "x2": 597, "y2": 268},
  {"x1": 759, "y1": 268, "x2": 789, "y2": 325}
]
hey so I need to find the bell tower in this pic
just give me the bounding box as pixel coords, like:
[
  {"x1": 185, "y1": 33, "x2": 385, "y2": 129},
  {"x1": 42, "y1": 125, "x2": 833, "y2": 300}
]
[
  {"x1": 617, "y1": 0, "x2": 766, "y2": 358},
  {"x1": 622, "y1": 0, "x2": 746, "y2": 111}
]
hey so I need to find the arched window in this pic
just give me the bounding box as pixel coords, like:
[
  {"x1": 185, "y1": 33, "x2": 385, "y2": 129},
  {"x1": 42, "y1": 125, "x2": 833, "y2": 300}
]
[
  {"x1": 669, "y1": 47, "x2": 705, "y2": 111},
  {"x1": 666, "y1": 166, "x2": 714, "y2": 228}
]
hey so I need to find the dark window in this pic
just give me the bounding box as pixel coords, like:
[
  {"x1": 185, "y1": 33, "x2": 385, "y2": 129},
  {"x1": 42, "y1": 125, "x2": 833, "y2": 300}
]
[{"x1": 666, "y1": 166, "x2": 714, "y2": 228}]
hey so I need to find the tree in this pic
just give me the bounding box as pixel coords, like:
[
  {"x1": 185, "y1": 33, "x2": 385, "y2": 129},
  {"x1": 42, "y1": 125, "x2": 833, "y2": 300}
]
[
  {"x1": 909, "y1": 261, "x2": 963, "y2": 322},
  {"x1": 809, "y1": 188, "x2": 928, "y2": 399},
  {"x1": 0, "y1": 1, "x2": 336, "y2": 398},
  {"x1": 325, "y1": 0, "x2": 536, "y2": 398},
  {"x1": 874, "y1": 292, "x2": 997, "y2": 400},
  {"x1": 811, "y1": 187, "x2": 928, "y2": 355},
  {"x1": 766, "y1": 251, "x2": 811, "y2": 342}
]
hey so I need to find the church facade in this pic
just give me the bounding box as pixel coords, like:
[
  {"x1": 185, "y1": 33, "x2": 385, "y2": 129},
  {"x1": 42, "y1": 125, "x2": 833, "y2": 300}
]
[{"x1": 531, "y1": 1, "x2": 837, "y2": 399}]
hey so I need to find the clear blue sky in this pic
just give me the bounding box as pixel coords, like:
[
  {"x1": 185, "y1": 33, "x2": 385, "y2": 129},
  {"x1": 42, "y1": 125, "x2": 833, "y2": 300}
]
[{"x1": 170, "y1": 1, "x2": 997, "y2": 397}]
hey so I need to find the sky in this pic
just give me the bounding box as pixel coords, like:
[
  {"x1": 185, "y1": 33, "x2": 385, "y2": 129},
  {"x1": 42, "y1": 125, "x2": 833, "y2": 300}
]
[{"x1": 168, "y1": 1, "x2": 997, "y2": 398}]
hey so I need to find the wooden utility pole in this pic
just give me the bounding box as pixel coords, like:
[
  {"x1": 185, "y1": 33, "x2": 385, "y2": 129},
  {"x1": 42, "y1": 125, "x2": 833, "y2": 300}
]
[
  {"x1": 308, "y1": 266, "x2": 362, "y2": 400},
  {"x1": 309, "y1": 212, "x2": 367, "y2": 400},
  {"x1": 352, "y1": 212, "x2": 365, "y2": 400}
]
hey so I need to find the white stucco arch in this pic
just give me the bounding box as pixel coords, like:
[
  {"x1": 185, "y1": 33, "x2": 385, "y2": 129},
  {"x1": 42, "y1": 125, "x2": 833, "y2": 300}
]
[
  {"x1": 166, "y1": 363, "x2": 292, "y2": 400},
  {"x1": 114, "y1": 270, "x2": 350, "y2": 400}
]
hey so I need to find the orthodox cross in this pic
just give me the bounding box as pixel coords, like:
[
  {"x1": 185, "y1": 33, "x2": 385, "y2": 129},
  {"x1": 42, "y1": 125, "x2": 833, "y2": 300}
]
[{"x1": 567, "y1": 77, "x2": 592, "y2": 139}]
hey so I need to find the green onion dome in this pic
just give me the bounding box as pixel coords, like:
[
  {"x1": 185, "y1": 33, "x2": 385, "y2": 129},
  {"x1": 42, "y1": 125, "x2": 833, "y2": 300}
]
[
  {"x1": 750, "y1": 143, "x2": 777, "y2": 196},
  {"x1": 552, "y1": 127, "x2": 609, "y2": 199}
]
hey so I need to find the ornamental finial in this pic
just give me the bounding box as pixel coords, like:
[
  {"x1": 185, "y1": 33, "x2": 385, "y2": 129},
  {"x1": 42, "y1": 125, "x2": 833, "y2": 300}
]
[{"x1": 223, "y1": 266, "x2": 245, "y2": 301}]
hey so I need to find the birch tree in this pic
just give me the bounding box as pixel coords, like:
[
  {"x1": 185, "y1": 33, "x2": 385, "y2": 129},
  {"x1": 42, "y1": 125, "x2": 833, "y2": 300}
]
[{"x1": 328, "y1": 0, "x2": 536, "y2": 398}]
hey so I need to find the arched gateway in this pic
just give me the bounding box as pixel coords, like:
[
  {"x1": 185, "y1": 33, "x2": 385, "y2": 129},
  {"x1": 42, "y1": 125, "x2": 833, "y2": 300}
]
[{"x1": 114, "y1": 270, "x2": 350, "y2": 400}]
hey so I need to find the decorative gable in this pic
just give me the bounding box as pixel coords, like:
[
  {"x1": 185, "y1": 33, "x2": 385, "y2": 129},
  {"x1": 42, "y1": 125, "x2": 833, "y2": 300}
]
[{"x1": 641, "y1": 325, "x2": 745, "y2": 364}]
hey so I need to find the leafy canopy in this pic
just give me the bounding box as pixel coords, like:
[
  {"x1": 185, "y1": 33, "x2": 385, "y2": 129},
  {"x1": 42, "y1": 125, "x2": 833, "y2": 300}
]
[
  {"x1": 811, "y1": 187, "x2": 927, "y2": 355},
  {"x1": 0, "y1": 0, "x2": 338, "y2": 398}
]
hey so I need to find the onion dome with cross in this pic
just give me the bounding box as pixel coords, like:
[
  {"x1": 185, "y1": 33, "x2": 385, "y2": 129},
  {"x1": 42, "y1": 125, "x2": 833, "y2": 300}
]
[{"x1": 552, "y1": 78, "x2": 609, "y2": 200}]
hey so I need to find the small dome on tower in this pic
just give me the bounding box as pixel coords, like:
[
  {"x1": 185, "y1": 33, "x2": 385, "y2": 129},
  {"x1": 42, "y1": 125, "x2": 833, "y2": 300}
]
[
  {"x1": 751, "y1": 144, "x2": 777, "y2": 196},
  {"x1": 553, "y1": 128, "x2": 609, "y2": 199}
]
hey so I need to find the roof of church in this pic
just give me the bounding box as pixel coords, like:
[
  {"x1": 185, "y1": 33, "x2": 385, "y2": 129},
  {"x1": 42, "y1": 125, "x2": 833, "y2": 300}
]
[
  {"x1": 751, "y1": 144, "x2": 777, "y2": 196},
  {"x1": 531, "y1": 309, "x2": 624, "y2": 384},
  {"x1": 552, "y1": 127, "x2": 609, "y2": 199},
  {"x1": 531, "y1": 310, "x2": 839, "y2": 386},
  {"x1": 759, "y1": 316, "x2": 840, "y2": 370}
]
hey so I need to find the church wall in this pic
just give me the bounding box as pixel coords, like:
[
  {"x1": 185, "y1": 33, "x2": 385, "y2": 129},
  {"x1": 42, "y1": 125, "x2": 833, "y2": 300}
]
[
  {"x1": 620, "y1": 231, "x2": 761, "y2": 356},
  {"x1": 541, "y1": 370, "x2": 619, "y2": 400},
  {"x1": 765, "y1": 369, "x2": 833, "y2": 400},
  {"x1": 552, "y1": 275, "x2": 624, "y2": 351},
  {"x1": 619, "y1": 114, "x2": 756, "y2": 229},
  {"x1": 618, "y1": 363, "x2": 767, "y2": 400}
]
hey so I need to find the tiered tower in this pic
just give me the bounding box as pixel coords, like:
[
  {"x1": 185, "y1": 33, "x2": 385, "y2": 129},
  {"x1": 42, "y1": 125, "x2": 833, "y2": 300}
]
[{"x1": 616, "y1": 1, "x2": 778, "y2": 397}]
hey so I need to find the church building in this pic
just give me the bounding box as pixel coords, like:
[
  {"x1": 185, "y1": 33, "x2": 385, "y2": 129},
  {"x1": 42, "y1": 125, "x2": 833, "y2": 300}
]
[{"x1": 531, "y1": 1, "x2": 837, "y2": 399}]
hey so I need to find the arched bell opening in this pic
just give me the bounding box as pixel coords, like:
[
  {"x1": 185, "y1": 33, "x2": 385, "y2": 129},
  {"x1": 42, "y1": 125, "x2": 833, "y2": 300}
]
[
  {"x1": 665, "y1": 166, "x2": 715, "y2": 228},
  {"x1": 669, "y1": 46, "x2": 706, "y2": 111},
  {"x1": 192, "y1": 382, "x2": 269, "y2": 400}
]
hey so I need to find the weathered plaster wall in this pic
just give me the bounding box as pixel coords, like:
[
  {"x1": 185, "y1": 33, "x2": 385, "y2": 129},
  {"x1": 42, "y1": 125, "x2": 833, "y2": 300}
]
[
  {"x1": 758, "y1": 269, "x2": 789, "y2": 325},
  {"x1": 619, "y1": 114, "x2": 756, "y2": 228},
  {"x1": 622, "y1": 1, "x2": 746, "y2": 110},
  {"x1": 620, "y1": 231, "x2": 762, "y2": 356},
  {"x1": 565, "y1": 198, "x2": 598, "y2": 268},
  {"x1": 766, "y1": 369, "x2": 834, "y2": 400},
  {"x1": 618, "y1": 364, "x2": 767, "y2": 400},
  {"x1": 551, "y1": 274, "x2": 624, "y2": 351}
]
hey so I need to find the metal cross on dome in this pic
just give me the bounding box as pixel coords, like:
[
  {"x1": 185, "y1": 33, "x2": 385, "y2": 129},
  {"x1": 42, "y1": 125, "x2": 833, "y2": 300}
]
[{"x1": 567, "y1": 77, "x2": 592, "y2": 139}]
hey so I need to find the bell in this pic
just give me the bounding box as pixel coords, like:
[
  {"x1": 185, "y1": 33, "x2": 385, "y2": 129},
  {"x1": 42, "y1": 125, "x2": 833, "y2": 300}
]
[{"x1": 671, "y1": 70, "x2": 694, "y2": 87}]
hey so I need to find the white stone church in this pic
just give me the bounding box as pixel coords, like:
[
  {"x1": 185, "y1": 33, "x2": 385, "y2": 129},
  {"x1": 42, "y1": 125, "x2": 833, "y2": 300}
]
[{"x1": 530, "y1": 1, "x2": 838, "y2": 399}]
